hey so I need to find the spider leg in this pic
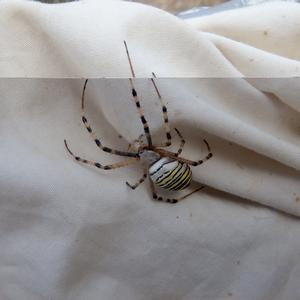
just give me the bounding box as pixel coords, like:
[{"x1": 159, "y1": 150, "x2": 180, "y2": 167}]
[
  {"x1": 174, "y1": 128, "x2": 185, "y2": 157},
  {"x1": 64, "y1": 139, "x2": 138, "y2": 170},
  {"x1": 123, "y1": 41, "x2": 153, "y2": 147},
  {"x1": 156, "y1": 139, "x2": 213, "y2": 167},
  {"x1": 126, "y1": 167, "x2": 148, "y2": 190},
  {"x1": 150, "y1": 72, "x2": 172, "y2": 147},
  {"x1": 182, "y1": 139, "x2": 213, "y2": 166},
  {"x1": 149, "y1": 177, "x2": 205, "y2": 204},
  {"x1": 81, "y1": 79, "x2": 138, "y2": 158},
  {"x1": 128, "y1": 80, "x2": 153, "y2": 147}
]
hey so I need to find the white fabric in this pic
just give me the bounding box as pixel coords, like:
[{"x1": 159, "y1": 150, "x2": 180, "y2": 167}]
[
  {"x1": 1, "y1": 1, "x2": 300, "y2": 299},
  {"x1": 1, "y1": 0, "x2": 300, "y2": 77}
]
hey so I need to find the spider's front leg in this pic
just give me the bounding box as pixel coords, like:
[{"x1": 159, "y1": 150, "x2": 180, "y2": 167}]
[
  {"x1": 81, "y1": 79, "x2": 138, "y2": 158},
  {"x1": 174, "y1": 128, "x2": 185, "y2": 157},
  {"x1": 124, "y1": 41, "x2": 153, "y2": 148},
  {"x1": 151, "y1": 73, "x2": 172, "y2": 147},
  {"x1": 64, "y1": 140, "x2": 138, "y2": 170}
]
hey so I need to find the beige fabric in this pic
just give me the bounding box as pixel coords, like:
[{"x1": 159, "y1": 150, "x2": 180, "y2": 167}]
[
  {"x1": 0, "y1": 0, "x2": 300, "y2": 77},
  {"x1": 1, "y1": 1, "x2": 300, "y2": 299}
]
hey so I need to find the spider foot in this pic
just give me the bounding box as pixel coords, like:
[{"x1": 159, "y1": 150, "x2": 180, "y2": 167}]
[{"x1": 126, "y1": 181, "x2": 136, "y2": 190}]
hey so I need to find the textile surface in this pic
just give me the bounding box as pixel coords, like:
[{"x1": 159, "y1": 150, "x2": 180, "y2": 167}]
[{"x1": 1, "y1": 1, "x2": 300, "y2": 299}]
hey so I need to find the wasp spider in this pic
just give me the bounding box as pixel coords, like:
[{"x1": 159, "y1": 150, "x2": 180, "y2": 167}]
[{"x1": 64, "y1": 41, "x2": 213, "y2": 203}]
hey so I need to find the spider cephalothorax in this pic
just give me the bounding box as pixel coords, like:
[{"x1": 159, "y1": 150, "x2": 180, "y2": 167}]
[
  {"x1": 64, "y1": 41, "x2": 213, "y2": 203},
  {"x1": 138, "y1": 149, "x2": 161, "y2": 165}
]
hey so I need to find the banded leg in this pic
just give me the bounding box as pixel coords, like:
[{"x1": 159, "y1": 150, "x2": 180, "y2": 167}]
[
  {"x1": 123, "y1": 41, "x2": 153, "y2": 147},
  {"x1": 149, "y1": 178, "x2": 205, "y2": 204},
  {"x1": 185, "y1": 139, "x2": 213, "y2": 166},
  {"x1": 126, "y1": 167, "x2": 148, "y2": 190},
  {"x1": 64, "y1": 140, "x2": 138, "y2": 170},
  {"x1": 174, "y1": 128, "x2": 185, "y2": 157},
  {"x1": 151, "y1": 72, "x2": 171, "y2": 147},
  {"x1": 156, "y1": 139, "x2": 213, "y2": 167},
  {"x1": 81, "y1": 79, "x2": 138, "y2": 158}
]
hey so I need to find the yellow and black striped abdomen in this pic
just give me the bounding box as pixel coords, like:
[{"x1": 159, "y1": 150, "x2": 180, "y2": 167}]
[{"x1": 149, "y1": 158, "x2": 192, "y2": 191}]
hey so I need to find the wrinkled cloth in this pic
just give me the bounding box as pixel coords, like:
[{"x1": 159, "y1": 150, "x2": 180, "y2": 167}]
[
  {"x1": 0, "y1": 0, "x2": 300, "y2": 77},
  {"x1": 1, "y1": 1, "x2": 300, "y2": 300}
]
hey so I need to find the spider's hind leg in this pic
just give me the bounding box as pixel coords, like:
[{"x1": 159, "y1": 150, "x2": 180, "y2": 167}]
[
  {"x1": 158, "y1": 139, "x2": 213, "y2": 167},
  {"x1": 149, "y1": 178, "x2": 205, "y2": 204},
  {"x1": 179, "y1": 139, "x2": 213, "y2": 166},
  {"x1": 126, "y1": 167, "x2": 148, "y2": 190}
]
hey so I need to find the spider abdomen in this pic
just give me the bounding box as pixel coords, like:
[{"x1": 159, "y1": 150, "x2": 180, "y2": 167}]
[{"x1": 149, "y1": 158, "x2": 192, "y2": 191}]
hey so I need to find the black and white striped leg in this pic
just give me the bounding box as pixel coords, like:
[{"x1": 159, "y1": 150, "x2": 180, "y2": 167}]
[
  {"x1": 151, "y1": 72, "x2": 172, "y2": 147},
  {"x1": 123, "y1": 41, "x2": 153, "y2": 147},
  {"x1": 64, "y1": 139, "x2": 138, "y2": 170},
  {"x1": 126, "y1": 168, "x2": 148, "y2": 190},
  {"x1": 174, "y1": 128, "x2": 185, "y2": 157},
  {"x1": 165, "y1": 139, "x2": 212, "y2": 167},
  {"x1": 149, "y1": 178, "x2": 206, "y2": 204},
  {"x1": 149, "y1": 178, "x2": 177, "y2": 204},
  {"x1": 128, "y1": 79, "x2": 153, "y2": 147},
  {"x1": 186, "y1": 139, "x2": 213, "y2": 166},
  {"x1": 156, "y1": 139, "x2": 212, "y2": 168},
  {"x1": 81, "y1": 79, "x2": 138, "y2": 158}
]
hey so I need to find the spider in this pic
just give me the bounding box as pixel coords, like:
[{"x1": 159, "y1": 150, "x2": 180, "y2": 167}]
[{"x1": 64, "y1": 41, "x2": 213, "y2": 203}]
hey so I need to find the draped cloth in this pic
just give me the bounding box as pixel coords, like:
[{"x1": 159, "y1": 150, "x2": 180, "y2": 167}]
[{"x1": 1, "y1": 1, "x2": 300, "y2": 299}]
